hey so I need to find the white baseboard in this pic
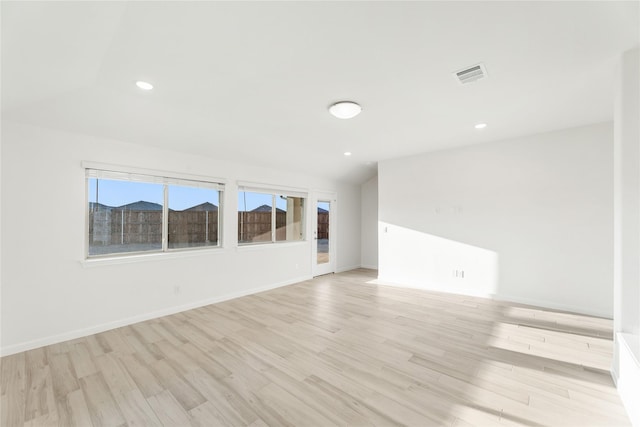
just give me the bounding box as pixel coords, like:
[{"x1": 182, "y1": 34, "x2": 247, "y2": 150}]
[
  {"x1": 336, "y1": 264, "x2": 362, "y2": 273},
  {"x1": 0, "y1": 274, "x2": 312, "y2": 357},
  {"x1": 360, "y1": 264, "x2": 378, "y2": 270},
  {"x1": 492, "y1": 292, "x2": 612, "y2": 319},
  {"x1": 375, "y1": 275, "x2": 612, "y2": 318},
  {"x1": 613, "y1": 333, "x2": 640, "y2": 426},
  {"x1": 375, "y1": 275, "x2": 498, "y2": 299}
]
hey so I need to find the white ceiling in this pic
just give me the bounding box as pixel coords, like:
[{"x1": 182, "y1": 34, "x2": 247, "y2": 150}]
[{"x1": 2, "y1": 1, "x2": 638, "y2": 184}]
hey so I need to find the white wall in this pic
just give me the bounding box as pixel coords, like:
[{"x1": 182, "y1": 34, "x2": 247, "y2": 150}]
[
  {"x1": 0, "y1": 121, "x2": 3, "y2": 353},
  {"x1": 0, "y1": 121, "x2": 361, "y2": 355},
  {"x1": 378, "y1": 122, "x2": 613, "y2": 317},
  {"x1": 612, "y1": 47, "x2": 640, "y2": 427},
  {"x1": 336, "y1": 183, "x2": 362, "y2": 273},
  {"x1": 361, "y1": 175, "x2": 378, "y2": 269}
]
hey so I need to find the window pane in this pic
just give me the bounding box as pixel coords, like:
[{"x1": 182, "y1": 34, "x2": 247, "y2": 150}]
[
  {"x1": 238, "y1": 192, "x2": 272, "y2": 243},
  {"x1": 317, "y1": 201, "x2": 330, "y2": 264},
  {"x1": 88, "y1": 178, "x2": 163, "y2": 256},
  {"x1": 276, "y1": 196, "x2": 304, "y2": 242},
  {"x1": 168, "y1": 185, "x2": 220, "y2": 249}
]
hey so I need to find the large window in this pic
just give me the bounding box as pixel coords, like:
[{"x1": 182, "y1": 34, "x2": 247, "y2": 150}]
[
  {"x1": 238, "y1": 187, "x2": 305, "y2": 245},
  {"x1": 87, "y1": 168, "x2": 223, "y2": 258}
]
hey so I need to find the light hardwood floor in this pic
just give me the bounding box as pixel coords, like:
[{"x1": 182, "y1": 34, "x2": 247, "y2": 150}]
[{"x1": 1, "y1": 269, "x2": 631, "y2": 426}]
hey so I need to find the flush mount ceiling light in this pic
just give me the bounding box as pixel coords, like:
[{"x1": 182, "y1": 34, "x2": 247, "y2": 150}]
[
  {"x1": 475, "y1": 123, "x2": 487, "y2": 129},
  {"x1": 135, "y1": 81, "x2": 153, "y2": 90},
  {"x1": 329, "y1": 101, "x2": 362, "y2": 119},
  {"x1": 344, "y1": 152, "x2": 352, "y2": 156}
]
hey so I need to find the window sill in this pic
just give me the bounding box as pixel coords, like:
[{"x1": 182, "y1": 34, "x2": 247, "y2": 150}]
[
  {"x1": 81, "y1": 247, "x2": 225, "y2": 268},
  {"x1": 236, "y1": 240, "x2": 309, "y2": 252}
]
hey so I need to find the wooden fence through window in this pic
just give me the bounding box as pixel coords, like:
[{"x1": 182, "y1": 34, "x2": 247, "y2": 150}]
[{"x1": 89, "y1": 209, "x2": 329, "y2": 246}]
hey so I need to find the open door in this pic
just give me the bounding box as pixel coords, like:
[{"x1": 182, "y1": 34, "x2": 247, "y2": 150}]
[{"x1": 312, "y1": 194, "x2": 336, "y2": 276}]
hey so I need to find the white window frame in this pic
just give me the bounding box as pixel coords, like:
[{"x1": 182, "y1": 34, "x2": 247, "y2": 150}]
[
  {"x1": 84, "y1": 162, "x2": 225, "y2": 260},
  {"x1": 237, "y1": 181, "x2": 308, "y2": 246}
]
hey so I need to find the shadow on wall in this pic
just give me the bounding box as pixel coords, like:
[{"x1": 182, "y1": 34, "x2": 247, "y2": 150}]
[{"x1": 376, "y1": 221, "x2": 500, "y2": 298}]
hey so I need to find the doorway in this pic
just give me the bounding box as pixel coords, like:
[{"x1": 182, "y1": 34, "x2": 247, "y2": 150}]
[{"x1": 312, "y1": 195, "x2": 336, "y2": 276}]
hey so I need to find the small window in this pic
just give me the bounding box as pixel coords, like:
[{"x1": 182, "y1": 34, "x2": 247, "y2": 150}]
[
  {"x1": 276, "y1": 195, "x2": 305, "y2": 242},
  {"x1": 238, "y1": 192, "x2": 273, "y2": 244},
  {"x1": 168, "y1": 185, "x2": 220, "y2": 249},
  {"x1": 238, "y1": 188, "x2": 305, "y2": 245},
  {"x1": 87, "y1": 168, "x2": 224, "y2": 258}
]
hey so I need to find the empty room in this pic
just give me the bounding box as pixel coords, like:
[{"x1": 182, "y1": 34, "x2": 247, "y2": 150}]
[{"x1": 1, "y1": 1, "x2": 639, "y2": 426}]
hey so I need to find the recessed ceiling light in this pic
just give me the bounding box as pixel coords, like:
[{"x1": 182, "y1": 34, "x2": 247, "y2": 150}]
[
  {"x1": 475, "y1": 123, "x2": 487, "y2": 129},
  {"x1": 329, "y1": 101, "x2": 362, "y2": 119},
  {"x1": 136, "y1": 81, "x2": 153, "y2": 90},
  {"x1": 344, "y1": 152, "x2": 352, "y2": 156}
]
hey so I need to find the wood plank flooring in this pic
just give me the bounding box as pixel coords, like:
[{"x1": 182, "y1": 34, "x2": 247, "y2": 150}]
[{"x1": 1, "y1": 269, "x2": 631, "y2": 426}]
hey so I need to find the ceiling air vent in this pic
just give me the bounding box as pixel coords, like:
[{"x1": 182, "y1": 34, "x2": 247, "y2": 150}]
[{"x1": 453, "y1": 63, "x2": 488, "y2": 85}]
